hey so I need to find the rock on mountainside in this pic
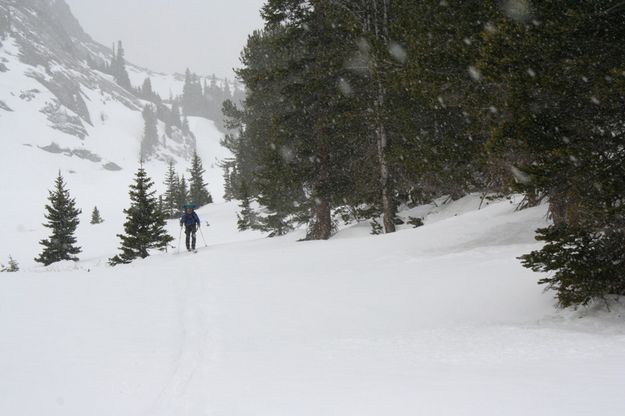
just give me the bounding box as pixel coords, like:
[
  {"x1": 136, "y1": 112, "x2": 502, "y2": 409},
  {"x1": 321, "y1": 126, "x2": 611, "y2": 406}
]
[
  {"x1": 2, "y1": 0, "x2": 128, "y2": 128},
  {"x1": 0, "y1": 0, "x2": 200, "y2": 160}
]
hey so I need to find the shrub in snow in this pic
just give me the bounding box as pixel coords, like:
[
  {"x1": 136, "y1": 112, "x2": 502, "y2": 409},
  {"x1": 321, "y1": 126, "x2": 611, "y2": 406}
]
[
  {"x1": 1, "y1": 256, "x2": 19, "y2": 272},
  {"x1": 521, "y1": 225, "x2": 625, "y2": 308}
]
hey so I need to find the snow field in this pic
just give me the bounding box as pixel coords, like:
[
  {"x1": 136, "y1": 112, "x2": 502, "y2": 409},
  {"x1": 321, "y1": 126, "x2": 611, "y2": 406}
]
[{"x1": 2, "y1": 196, "x2": 625, "y2": 415}]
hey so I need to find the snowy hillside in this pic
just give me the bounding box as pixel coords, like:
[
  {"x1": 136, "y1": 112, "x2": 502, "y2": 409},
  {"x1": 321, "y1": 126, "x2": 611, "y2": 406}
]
[
  {"x1": 2, "y1": 196, "x2": 625, "y2": 415},
  {"x1": 0, "y1": 0, "x2": 230, "y2": 269},
  {"x1": 2, "y1": 2, "x2": 625, "y2": 415}
]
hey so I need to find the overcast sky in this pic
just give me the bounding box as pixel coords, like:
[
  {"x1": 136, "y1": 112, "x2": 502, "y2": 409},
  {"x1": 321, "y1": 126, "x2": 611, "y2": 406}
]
[{"x1": 65, "y1": 0, "x2": 266, "y2": 79}]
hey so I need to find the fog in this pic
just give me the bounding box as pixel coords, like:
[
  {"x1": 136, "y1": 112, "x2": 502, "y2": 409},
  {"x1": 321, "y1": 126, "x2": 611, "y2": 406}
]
[{"x1": 65, "y1": 0, "x2": 266, "y2": 79}]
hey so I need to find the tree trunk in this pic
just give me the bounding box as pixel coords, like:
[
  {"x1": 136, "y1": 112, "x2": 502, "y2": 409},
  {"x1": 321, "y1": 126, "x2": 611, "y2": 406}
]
[
  {"x1": 371, "y1": 0, "x2": 395, "y2": 234},
  {"x1": 311, "y1": 196, "x2": 332, "y2": 240},
  {"x1": 310, "y1": 139, "x2": 332, "y2": 240},
  {"x1": 375, "y1": 80, "x2": 396, "y2": 234}
]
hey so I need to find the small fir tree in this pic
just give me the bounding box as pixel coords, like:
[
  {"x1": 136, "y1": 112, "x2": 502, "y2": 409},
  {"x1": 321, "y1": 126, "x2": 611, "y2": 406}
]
[
  {"x1": 1, "y1": 256, "x2": 19, "y2": 272},
  {"x1": 35, "y1": 173, "x2": 82, "y2": 266},
  {"x1": 111, "y1": 40, "x2": 131, "y2": 89},
  {"x1": 188, "y1": 150, "x2": 213, "y2": 207},
  {"x1": 163, "y1": 161, "x2": 179, "y2": 218},
  {"x1": 140, "y1": 77, "x2": 155, "y2": 100},
  {"x1": 370, "y1": 219, "x2": 383, "y2": 236},
  {"x1": 176, "y1": 175, "x2": 189, "y2": 210},
  {"x1": 109, "y1": 165, "x2": 174, "y2": 265},
  {"x1": 237, "y1": 182, "x2": 256, "y2": 231},
  {"x1": 90, "y1": 206, "x2": 104, "y2": 224}
]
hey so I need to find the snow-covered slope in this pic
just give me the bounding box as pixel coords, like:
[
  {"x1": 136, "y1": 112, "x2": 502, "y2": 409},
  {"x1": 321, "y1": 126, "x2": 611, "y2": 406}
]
[
  {"x1": 2, "y1": 195, "x2": 625, "y2": 415},
  {"x1": 0, "y1": 0, "x2": 230, "y2": 268},
  {"x1": 2, "y1": 2, "x2": 625, "y2": 415}
]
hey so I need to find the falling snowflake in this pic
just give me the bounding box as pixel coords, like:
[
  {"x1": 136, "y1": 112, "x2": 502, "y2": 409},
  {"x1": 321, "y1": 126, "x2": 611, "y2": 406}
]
[
  {"x1": 468, "y1": 66, "x2": 482, "y2": 81},
  {"x1": 389, "y1": 42, "x2": 407, "y2": 64}
]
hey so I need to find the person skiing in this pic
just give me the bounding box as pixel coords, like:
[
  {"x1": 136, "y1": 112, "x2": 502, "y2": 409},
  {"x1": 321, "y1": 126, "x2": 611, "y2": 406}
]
[{"x1": 180, "y1": 205, "x2": 201, "y2": 252}]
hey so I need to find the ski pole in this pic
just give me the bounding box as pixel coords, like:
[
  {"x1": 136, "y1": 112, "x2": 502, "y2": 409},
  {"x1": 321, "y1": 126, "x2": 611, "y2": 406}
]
[
  {"x1": 199, "y1": 226, "x2": 208, "y2": 247},
  {"x1": 177, "y1": 227, "x2": 183, "y2": 254}
]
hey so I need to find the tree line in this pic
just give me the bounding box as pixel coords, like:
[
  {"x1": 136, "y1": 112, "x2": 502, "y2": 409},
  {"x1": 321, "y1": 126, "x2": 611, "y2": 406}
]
[
  {"x1": 87, "y1": 41, "x2": 244, "y2": 135},
  {"x1": 222, "y1": 0, "x2": 625, "y2": 307},
  {"x1": 31, "y1": 154, "x2": 212, "y2": 267}
]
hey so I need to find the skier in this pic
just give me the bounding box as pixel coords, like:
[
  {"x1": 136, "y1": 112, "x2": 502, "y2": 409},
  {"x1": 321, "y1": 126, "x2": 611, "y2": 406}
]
[{"x1": 180, "y1": 205, "x2": 201, "y2": 252}]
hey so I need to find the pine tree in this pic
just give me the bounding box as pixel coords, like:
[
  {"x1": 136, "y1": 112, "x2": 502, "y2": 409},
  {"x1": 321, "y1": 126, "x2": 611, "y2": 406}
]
[
  {"x1": 35, "y1": 172, "x2": 82, "y2": 266},
  {"x1": 141, "y1": 77, "x2": 154, "y2": 100},
  {"x1": 237, "y1": 181, "x2": 256, "y2": 231},
  {"x1": 109, "y1": 165, "x2": 174, "y2": 265},
  {"x1": 485, "y1": 1, "x2": 625, "y2": 307},
  {"x1": 90, "y1": 206, "x2": 104, "y2": 224},
  {"x1": 226, "y1": 2, "x2": 366, "y2": 239},
  {"x1": 140, "y1": 105, "x2": 159, "y2": 160},
  {"x1": 162, "y1": 161, "x2": 179, "y2": 218},
  {"x1": 176, "y1": 175, "x2": 189, "y2": 210},
  {"x1": 182, "y1": 69, "x2": 205, "y2": 117},
  {"x1": 188, "y1": 150, "x2": 213, "y2": 207},
  {"x1": 171, "y1": 103, "x2": 182, "y2": 128},
  {"x1": 111, "y1": 40, "x2": 131, "y2": 89}
]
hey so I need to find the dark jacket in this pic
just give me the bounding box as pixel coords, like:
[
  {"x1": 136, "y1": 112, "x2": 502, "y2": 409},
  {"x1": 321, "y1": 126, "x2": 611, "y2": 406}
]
[{"x1": 180, "y1": 211, "x2": 200, "y2": 227}]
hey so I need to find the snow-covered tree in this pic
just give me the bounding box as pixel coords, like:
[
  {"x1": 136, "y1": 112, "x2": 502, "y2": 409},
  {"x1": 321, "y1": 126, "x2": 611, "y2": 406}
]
[{"x1": 236, "y1": 181, "x2": 256, "y2": 231}]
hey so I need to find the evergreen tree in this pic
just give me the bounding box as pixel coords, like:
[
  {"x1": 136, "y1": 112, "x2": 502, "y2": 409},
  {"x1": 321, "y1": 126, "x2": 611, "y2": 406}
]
[
  {"x1": 163, "y1": 161, "x2": 180, "y2": 218},
  {"x1": 109, "y1": 165, "x2": 174, "y2": 265},
  {"x1": 176, "y1": 175, "x2": 190, "y2": 210},
  {"x1": 221, "y1": 0, "x2": 625, "y2": 309},
  {"x1": 111, "y1": 40, "x2": 131, "y2": 89},
  {"x1": 225, "y1": 1, "x2": 368, "y2": 239},
  {"x1": 35, "y1": 172, "x2": 82, "y2": 266},
  {"x1": 170, "y1": 103, "x2": 182, "y2": 128},
  {"x1": 188, "y1": 150, "x2": 213, "y2": 207},
  {"x1": 141, "y1": 77, "x2": 154, "y2": 100},
  {"x1": 90, "y1": 206, "x2": 104, "y2": 224},
  {"x1": 236, "y1": 181, "x2": 256, "y2": 231},
  {"x1": 478, "y1": 1, "x2": 625, "y2": 307},
  {"x1": 140, "y1": 105, "x2": 159, "y2": 160},
  {"x1": 182, "y1": 68, "x2": 205, "y2": 117}
]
